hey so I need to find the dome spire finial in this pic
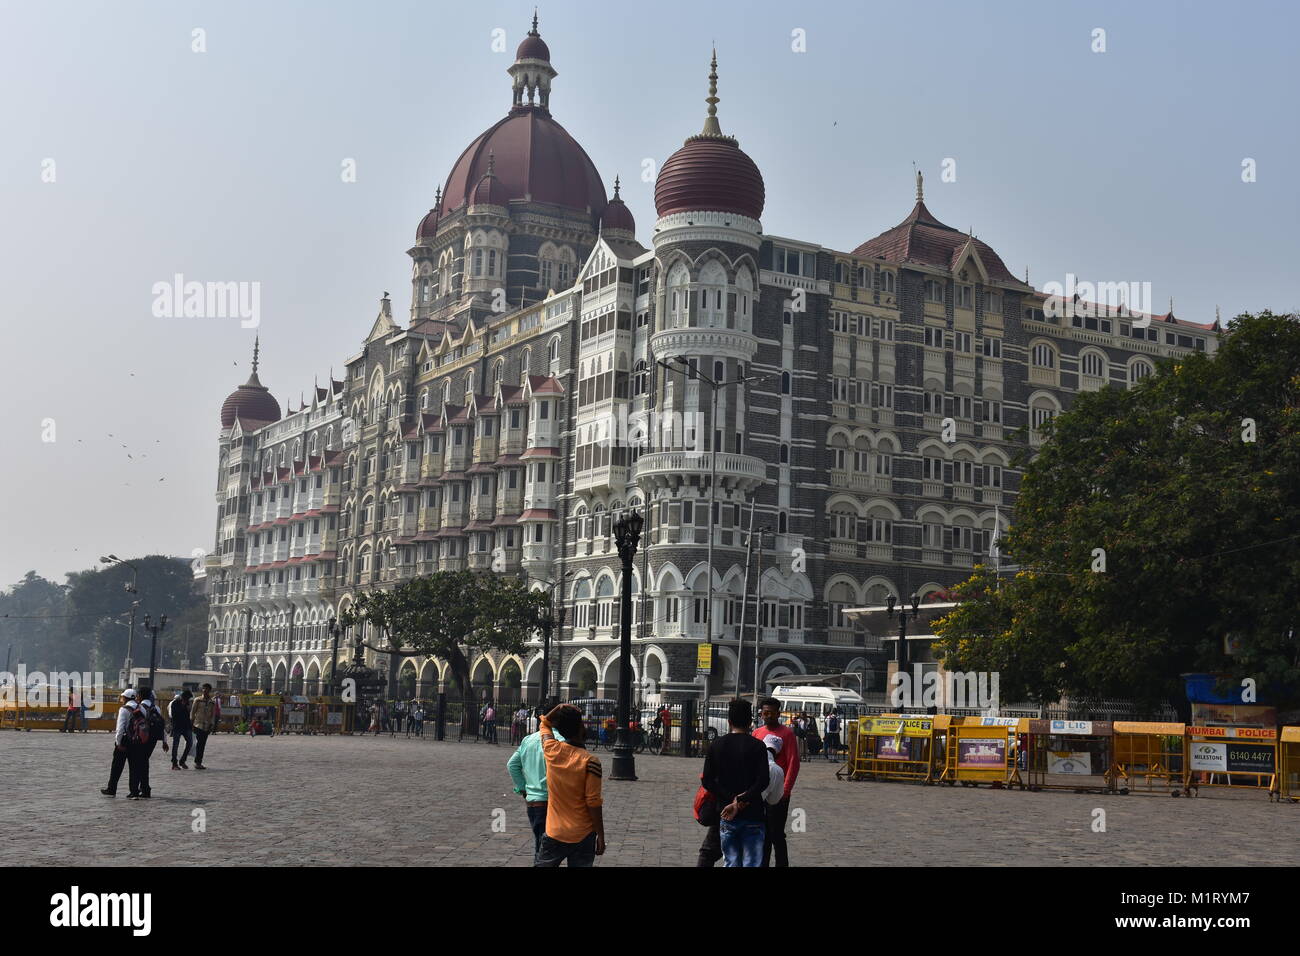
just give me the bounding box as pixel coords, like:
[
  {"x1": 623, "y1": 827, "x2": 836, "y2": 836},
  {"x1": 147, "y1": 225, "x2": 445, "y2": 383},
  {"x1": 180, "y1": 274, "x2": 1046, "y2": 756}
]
[
  {"x1": 250, "y1": 334, "x2": 261, "y2": 379},
  {"x1": 613, "y1": 174, "x2": 621, "y2": 198},
  {"x1": 916, "y1": 167, "x2": 924, "y2": 203},
  {"x1": 701, "y1": 47, "x2": 722, "y2": 137},
  {"x1": 531, "y1": 8, "x2": 539, "y2": 35}
]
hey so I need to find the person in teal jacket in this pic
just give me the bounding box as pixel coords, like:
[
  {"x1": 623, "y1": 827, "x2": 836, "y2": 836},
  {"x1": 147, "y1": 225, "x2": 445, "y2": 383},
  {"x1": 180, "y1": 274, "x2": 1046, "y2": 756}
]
[{"x1": 506, "y1": 724, "x2": 565, "y2": 861}]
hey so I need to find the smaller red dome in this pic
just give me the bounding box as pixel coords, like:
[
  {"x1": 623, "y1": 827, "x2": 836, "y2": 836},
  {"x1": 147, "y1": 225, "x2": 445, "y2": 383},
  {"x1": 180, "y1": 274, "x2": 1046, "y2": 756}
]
[
  {"x1": 654, "y1": 135, "x2": 764, "y2": 222},
  {"x1": 517, "y1": 34, "x2": 549, "y2": 61},
  {"x1": 601, "y1": 178, "x2": 635, "y2": 234},
  {"x1": 470, "y1": 158, "x2": 508, "y2": 208},
  {"x1": 516, "y1": 13, "x2": 550, "y2": 60},
  {"x1": 221, "y1": 374, "x2": 281, "y2": 429},
  {"x1": 416, "y1": 207, "x2": 438, "y2": 240}
]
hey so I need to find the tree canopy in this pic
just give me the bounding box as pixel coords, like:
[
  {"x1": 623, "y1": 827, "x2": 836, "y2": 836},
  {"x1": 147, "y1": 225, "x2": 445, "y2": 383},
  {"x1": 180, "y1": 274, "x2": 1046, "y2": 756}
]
[
  {"x1": 340, "y1": 570, "x2": 549, "y2": 698},
  {"x1": 933, "y1": 311, "x2": 1300, "y2": 717}
]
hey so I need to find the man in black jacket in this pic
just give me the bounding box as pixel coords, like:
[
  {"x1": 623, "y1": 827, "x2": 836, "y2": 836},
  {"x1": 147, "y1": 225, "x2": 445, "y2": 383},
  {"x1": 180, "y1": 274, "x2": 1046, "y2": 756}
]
[
  {"x1": 170, "y1": 690, "x2": 194, "y2": 769},
  {"x1": 700, "y1": 699, "x2": 770, "y2": 867}
]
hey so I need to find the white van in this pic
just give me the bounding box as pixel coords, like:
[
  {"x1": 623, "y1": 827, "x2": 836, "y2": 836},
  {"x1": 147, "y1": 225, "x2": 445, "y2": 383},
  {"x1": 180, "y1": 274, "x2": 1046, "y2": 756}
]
[{"x1": 769, "y1": 685, "x2": 865, "y2": 736}]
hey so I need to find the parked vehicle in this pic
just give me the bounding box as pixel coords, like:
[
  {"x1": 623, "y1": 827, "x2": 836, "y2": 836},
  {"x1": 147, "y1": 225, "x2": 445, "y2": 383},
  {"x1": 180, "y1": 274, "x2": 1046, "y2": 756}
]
[{"x1": 769, "y1": 685, "x2": 866, "y2": 736}]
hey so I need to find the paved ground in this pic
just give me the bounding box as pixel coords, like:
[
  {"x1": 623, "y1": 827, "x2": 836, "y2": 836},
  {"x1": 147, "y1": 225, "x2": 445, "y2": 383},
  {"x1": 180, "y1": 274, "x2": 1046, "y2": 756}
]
[{"x1": 3, "y1": 730, "x2": 1296, "y2": 866}]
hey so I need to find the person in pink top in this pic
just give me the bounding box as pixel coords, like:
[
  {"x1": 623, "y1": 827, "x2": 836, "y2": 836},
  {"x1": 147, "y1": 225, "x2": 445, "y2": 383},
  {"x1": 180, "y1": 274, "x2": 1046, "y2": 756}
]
[{"x1": 752, "y1": 697, "x2": 799, "y2": 867}]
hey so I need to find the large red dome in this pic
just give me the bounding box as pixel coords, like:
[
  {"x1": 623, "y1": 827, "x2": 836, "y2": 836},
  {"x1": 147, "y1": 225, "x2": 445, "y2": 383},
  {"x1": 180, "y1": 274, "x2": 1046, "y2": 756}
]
[{"x1": 441, "y1": 107, "x2": 607, "y2": 219}]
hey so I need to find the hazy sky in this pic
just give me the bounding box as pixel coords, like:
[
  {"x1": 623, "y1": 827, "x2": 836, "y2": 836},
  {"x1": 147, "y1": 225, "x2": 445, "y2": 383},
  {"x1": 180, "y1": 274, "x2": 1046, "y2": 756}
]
[{"x1": 2, "y1": 0, "x2": 1297, "y2": 592}]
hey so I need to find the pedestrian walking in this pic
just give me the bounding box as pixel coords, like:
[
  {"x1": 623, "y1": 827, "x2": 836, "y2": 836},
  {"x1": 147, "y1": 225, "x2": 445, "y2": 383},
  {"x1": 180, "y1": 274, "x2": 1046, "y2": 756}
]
[
  {"x1": 60, "y1": 689, "x2": 79, "y2": 733},
  {"x1": 701, "y1": 699, "x2": 770, "y2": 867},
  {"x1": 137, "y1": 689, "x2": 168, "y2": 797},
  {"x1": 101, "y1": 689, "x2": 139, "y2": 797},
  {"x1": 170, "y1": 690, "x2": 194, "y2": 769},
  {"x1": 825, "y1": 710, "x2": 842, "y2": 761},
  {"x1": 535, "y1": 704, "x2": 605, "y2": 866},
  {"x1": 412, "y1": 704, "x2": 425, "y2": 737},
  {"x1": 507, "y1": 720, "x2": 566, "y2": 863},
  {"x1": 657, "y1": 704, "x2": 672, "y2": 755},
  {"x1": 190, "y1": 683, "x2": 218, "y2": 769},
  {"x1": 368, "y1": 701, "x2": 380, "y2": 735},
  {"x1": 753, "y1": 697, "x2": 799, "y2": 867},
  {"x1": 484, "y1": 702, "x2": 497, "y2": 744}
]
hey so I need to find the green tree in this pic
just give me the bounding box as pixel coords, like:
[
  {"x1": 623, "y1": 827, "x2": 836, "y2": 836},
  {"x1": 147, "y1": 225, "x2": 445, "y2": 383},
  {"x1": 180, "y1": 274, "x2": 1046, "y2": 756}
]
[
  {"x1": 0, "y1": 572, "x2": 72, "y2": 672},
  {"x1": 341, "y1": 570, "x2": 548, "y2": 717},
  {"x1": 934, "y1": 311, "x2": 1300, "y2": 718},
  {"x1": 64, "y1": 555, "x2": 206, "y2": 676}
]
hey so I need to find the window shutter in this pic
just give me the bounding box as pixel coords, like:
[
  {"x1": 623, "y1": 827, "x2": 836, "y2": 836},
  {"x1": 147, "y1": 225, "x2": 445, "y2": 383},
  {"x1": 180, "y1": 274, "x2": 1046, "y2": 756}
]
[
  {"x1": 944, "y1": 463, "x2": 953, "y2": 484},
  {"x1": 943, "y1": 527, "x2": 953, "y2": 550}
]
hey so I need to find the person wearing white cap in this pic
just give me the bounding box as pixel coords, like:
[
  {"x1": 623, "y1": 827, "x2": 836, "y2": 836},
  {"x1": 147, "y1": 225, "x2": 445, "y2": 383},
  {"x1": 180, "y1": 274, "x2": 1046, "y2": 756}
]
[
  {"x1": 101, "y1": 689, "x2": 138, "y2": 797},
  {"x1": 761, "y1": 734, "x2": 786, "y2": 806}
]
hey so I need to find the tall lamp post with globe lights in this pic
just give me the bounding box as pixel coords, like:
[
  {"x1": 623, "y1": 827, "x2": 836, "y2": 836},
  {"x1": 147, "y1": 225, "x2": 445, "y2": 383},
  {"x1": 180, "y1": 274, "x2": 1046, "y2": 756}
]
[{"x1": 610, "y1": 508, "x2": 643, "y2": 781}]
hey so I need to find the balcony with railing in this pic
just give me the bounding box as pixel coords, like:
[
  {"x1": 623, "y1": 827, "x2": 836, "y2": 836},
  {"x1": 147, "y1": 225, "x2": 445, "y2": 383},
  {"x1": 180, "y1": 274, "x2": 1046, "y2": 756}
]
[
  {"x1": 634, "y1": 451, "x2": 766, "y2": 492},
  {"x1": 522, "y1": 542, "x2": 555, "y2": 566}
]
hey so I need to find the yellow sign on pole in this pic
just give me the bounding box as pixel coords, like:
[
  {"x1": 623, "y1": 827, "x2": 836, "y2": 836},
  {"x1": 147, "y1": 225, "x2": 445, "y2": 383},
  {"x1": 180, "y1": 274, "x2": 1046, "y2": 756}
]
[{"x1": 696, "y1": 643, "x2": 713, "y2": 674}]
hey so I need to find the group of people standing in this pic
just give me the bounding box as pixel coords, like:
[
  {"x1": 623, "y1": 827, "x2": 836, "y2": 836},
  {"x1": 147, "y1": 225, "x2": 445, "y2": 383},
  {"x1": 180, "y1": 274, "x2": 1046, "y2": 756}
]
[
  {"x1": 366, "y1": 699, "x2": 426, "y2": 736},
  {"x1": 503, "y1": 696, "x2": 804, "y2": 867},
  {"x1": 100, "y1": 683, "x2": 219, "y2": 799},
  {"x1": 698, "y1": 697, "x2": 800, "y2": 867},
  {"x1": 506, "y1": 704, "x2": 605, "y2": 866}
]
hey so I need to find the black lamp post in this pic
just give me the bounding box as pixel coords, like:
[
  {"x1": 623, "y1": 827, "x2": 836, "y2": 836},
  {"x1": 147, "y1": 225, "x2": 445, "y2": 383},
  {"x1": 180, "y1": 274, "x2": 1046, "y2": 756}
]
[
  {"x1": 886, "y1": 594, "x2": 920, "y2": 709},
  {"x1": 140, "y1": 612, "x2": 167, "y2": 695},
  {"x1": 327, "y1": 616, "x2": 341, "y2": 697},
  {"x1": 611, "y1": 508, "x2": 643, "y2": 781}
]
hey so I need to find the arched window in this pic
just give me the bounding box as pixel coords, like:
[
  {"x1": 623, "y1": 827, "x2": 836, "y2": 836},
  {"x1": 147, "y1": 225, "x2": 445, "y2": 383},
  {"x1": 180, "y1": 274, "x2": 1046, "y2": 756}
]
[
  {"x1": 778, "y1": 511, "x2": 789, "y2": 534},
  {"x1": 1031, "y1": 343, "x2": 1056, "y2": 368},
  {"x1": 1129, "y1": 359, "x2": 1153, "y2": 385},
  {"x1": 881, "y1": 271, "x2": 895, "y2": 293},
  {"x1": 548, "y1": 335, "x2": 561, "y2": 364},
  {"x1": 781, "y1": 371, "x2": 791, "y2": 394},
  {"x1": 779, "y1": 443, "x2": 789, "y2": 465},
  {"x1": 1081, "y1": 350, "x2": 1106, "y2": 378}
]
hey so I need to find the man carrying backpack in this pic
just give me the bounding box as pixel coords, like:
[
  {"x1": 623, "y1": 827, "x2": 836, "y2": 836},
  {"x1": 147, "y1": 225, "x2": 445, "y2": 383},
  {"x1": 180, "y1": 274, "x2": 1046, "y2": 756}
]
[
  {"x1": 137, "y1": 689, "x2": 168, "y2": 798},
  {"x1": 101, "y1": 689, "x2": 140, "y2": 797},
  {"x1": 825, "y1": 710, "x2": 842, "y2": 761}
]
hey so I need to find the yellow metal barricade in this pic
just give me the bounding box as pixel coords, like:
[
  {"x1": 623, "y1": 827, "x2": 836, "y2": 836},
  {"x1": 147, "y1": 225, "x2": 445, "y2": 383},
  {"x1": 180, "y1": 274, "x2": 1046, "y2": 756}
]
[
  {"x1": 1276, "y1": 727, "x2": 1300, "y2": 803},
  {"x1": 941, "y1": 717, "x2": 1027, "y2": 788},
  {"x1": 1184, "y1": 725, "x2": 1276, "y2": 797},
  {"x1": 1026, "y1": 719, "x2": 1116, "y2": 793},
  {"x1": 845, "y1": 715, "x2": 947, "y2": 783},
  {"x1": 1110, "y1": 721, "x2": 1186, "y2": 795}
]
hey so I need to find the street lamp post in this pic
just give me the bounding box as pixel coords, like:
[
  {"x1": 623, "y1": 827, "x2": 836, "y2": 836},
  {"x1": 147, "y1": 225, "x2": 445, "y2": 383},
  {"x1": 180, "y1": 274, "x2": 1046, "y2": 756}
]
[
  {"x1": 611, "y1": 508, "x2": 643, "y2": 781},
  {"x1": 886, "y1": 594, "x2": 920, "y2": 708},
  {"x1": 327, "y1": 617, "x2": 341, "y2": 697},
  {"x1": 140, "y1": 613, "x2": 167, "y2": 696}
]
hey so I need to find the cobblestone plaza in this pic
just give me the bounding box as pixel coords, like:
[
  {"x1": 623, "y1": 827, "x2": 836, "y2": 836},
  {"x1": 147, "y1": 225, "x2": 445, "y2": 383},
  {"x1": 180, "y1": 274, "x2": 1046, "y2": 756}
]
[{"x1": 4, "y1": 732, "x2": 1293, "y2": 867}]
